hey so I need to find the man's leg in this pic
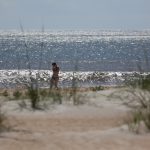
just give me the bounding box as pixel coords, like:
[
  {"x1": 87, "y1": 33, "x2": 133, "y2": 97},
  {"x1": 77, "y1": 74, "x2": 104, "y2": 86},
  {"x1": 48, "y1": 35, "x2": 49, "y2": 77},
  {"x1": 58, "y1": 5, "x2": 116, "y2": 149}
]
[
  {"x1": 54, "y1": 79, "x2": 59, "y2": 90},
  {"x1": 50, "y1": 78, "x2": 54, "y2": 89}
]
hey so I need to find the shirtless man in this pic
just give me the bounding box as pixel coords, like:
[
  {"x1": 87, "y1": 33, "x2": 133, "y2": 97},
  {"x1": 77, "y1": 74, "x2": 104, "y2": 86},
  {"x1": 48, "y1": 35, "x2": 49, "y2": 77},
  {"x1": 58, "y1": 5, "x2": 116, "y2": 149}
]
[{"x1": 50, "y1": 62, "x2": 59, "y2": 89}]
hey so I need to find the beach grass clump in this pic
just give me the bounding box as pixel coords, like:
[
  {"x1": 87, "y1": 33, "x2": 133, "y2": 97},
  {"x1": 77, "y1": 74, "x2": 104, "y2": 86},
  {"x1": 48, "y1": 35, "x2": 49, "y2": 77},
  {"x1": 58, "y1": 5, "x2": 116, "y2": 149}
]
[
  {"x1": 18, "y1": 87, "x2": 63, "y2": 110},
  {"x1": 38, "y1": 89, "x2": 49, "y2": 101},
  {"x1": 27, "y1": 85, "x2": 40, "y2": 110},
  {"x1": 128, "y1": 108, "x2": 150, "y2": 134},
  {"x1": 111, "y1": 88, "x2": 150, "y2": 133},
  {"x1": 40, "y1": 89, "x2": 48, "y2": 97},
  {"x1": 0, "y1": 102, "x2": 7, "y2": 133},
  {"x1": 127, "y1": 90, "x2": 150, "y2": 132},
  {"x1": 0, "y1": 114, "x2": 6, "y2": 133},
  {"x1": 2, "y1": 90, "x2": 9, "y2": 97},
  {"x1": 48, "y1": 90, "x2": 63, "y2": 104},
  {"x1": 91, "y1": 86, "x2": 104, "y2": 91},
  {"x1": 69, "y1": 72, "x2": 86, "y2": 105},
  {"x1": 140, "y1": 75, "x2": 150, "y2": 90},
  {"x1": 70, "y1": 88, "x2": 78, "y2": 105},
  {"x1": 68, "y1": 87, "x2": 86, "y2": 105},
  {"x1": 125, "y1": 74, "x2": 150, "y2": 90},
  {"x1": 134, "y1": 78, "x2": 150, "y2": 131},
  {"x1": 108, "y1": 84, "x2": 150, "y2": 133},
  {"x1": 13, "y1": 90, "x2": 22, "y2": 100},
  {"x1": 121, "y1": 73, "x2": 150, "y2": 133}
]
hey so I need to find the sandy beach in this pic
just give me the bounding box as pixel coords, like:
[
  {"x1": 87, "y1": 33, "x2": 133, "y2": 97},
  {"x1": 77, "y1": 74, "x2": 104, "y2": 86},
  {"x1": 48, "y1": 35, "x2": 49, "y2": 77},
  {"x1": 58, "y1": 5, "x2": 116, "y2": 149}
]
[{"x1": 0, "y1": 88, "x2": 150, "y2": 150}]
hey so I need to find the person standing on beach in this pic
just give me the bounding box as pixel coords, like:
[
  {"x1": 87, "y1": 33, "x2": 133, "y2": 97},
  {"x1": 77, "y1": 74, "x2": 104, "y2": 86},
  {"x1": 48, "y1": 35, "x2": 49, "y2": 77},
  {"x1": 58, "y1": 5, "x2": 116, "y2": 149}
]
[{"x1": 50, "y1": 62, "x2": 60, "y2": 89}]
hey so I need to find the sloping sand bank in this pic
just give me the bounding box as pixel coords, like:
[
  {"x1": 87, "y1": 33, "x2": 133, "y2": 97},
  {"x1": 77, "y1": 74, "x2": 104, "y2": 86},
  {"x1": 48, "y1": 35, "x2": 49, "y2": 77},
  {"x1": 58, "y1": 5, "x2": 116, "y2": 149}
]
[{"x1": 0, "y1": 88, "x2": 150, "y2": 150}]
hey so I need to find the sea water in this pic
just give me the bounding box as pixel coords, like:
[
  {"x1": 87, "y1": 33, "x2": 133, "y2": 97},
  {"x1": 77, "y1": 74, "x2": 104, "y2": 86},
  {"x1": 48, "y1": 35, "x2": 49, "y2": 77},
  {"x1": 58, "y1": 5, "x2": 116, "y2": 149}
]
[{"x1": 0, "y1": 30, "x2": 150, "y2": 87}]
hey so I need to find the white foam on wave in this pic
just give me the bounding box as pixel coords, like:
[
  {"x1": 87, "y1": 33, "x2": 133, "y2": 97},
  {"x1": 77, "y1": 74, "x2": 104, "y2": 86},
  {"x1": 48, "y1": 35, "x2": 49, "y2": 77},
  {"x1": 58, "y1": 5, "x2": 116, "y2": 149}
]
[{"x1": 0, "y1": 70, "x2": 149, "y2": 88}]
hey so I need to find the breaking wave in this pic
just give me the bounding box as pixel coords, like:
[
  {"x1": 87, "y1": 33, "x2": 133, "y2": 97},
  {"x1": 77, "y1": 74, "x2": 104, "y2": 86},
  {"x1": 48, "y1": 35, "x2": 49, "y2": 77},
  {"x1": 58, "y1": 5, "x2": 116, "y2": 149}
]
[{"x1": 0, "y1": 70, "x2": 149, "y2": 88}]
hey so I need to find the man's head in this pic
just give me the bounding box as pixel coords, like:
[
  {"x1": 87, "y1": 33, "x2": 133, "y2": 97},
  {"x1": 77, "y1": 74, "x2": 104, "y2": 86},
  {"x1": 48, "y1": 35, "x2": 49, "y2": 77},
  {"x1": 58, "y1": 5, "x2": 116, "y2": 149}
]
[{"x1": 52, "y1": 62, "x2": 57, "y2": 66}]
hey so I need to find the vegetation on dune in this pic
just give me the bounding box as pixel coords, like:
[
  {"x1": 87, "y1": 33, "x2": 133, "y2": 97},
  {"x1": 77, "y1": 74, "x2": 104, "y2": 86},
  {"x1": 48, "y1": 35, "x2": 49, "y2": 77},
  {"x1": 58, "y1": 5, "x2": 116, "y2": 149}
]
[
  {"x1": 131, "y1": 84, "x2": 150, "y2": 132},
  {"x1": 111, "y1": 65, "x2": 150, "y2": 133},
  {"x1": 13, "y1": 90, "x2": 22, "y2": 99},
  {"x1": 91, "y1": 86, "x2": 104, "y2": 91},
  {"x1": 0, "y1": 102, "x2": 7, "y2": 133},
  {"x1": 2, "y1": 90, "x2": 9, "y2": 97}
]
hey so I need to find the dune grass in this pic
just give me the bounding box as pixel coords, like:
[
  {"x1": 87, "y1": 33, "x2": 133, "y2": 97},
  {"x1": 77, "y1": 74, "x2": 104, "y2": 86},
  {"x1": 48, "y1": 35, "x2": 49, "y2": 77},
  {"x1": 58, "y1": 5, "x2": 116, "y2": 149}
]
[
  {"x1": 0, "y1": 102, "x2": 7, "y2": 133},
  {"x1": 110, "y1": 83, "x2": 150, "y2": 133}
]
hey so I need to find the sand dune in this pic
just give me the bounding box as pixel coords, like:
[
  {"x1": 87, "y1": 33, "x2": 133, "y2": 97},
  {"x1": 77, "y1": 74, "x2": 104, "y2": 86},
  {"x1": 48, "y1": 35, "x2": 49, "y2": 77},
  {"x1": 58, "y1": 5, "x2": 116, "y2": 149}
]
[{"x1": 0, "y1": 88, "x2": 150, "y2": 150}]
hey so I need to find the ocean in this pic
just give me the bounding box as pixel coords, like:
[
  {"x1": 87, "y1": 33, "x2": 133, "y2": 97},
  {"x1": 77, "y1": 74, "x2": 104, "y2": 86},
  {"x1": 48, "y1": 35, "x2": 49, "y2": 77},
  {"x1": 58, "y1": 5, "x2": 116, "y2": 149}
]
[{"x1": 0, "y1": 30, "x2": 150, "y2": 88}]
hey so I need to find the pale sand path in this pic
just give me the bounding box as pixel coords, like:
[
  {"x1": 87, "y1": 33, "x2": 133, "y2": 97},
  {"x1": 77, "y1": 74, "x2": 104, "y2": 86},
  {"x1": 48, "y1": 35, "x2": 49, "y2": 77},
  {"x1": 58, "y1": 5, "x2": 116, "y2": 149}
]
[{"x1": 0, "y1": 89, "x2": 150, "y2": 150}]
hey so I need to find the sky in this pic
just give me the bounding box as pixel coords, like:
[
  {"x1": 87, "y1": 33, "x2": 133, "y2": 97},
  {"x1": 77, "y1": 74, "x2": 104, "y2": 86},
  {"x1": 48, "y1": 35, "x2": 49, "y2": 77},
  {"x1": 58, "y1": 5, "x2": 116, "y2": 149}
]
[{"x1": 0, "y1": 0, "x2": 150, "y2": 30}]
